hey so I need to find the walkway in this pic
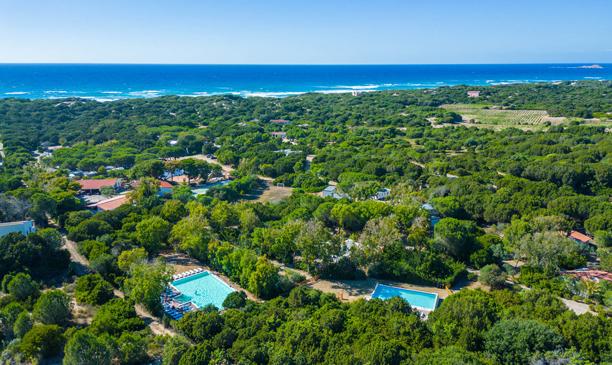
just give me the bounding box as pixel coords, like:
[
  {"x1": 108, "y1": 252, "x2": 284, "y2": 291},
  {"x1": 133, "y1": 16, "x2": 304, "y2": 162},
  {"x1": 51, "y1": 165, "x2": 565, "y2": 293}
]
[{"x1": 62, "y1": 236, "x2": 177, "y2": 336}]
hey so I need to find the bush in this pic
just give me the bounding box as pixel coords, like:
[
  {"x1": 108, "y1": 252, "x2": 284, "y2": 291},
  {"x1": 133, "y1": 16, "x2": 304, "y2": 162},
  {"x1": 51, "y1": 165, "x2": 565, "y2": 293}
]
[
  {"x1": 223, "y1": 291, "x2": 247, "y2": 309},
  {"x1": 33, "y1": 290, "x2": 70, "y2": 326},
  {"x1": 19, "y1": 324, "x2": 65, "y2": 360},
  {"x1": 484, "y1": 319, "x2": 565, "y2": 364},
  {"x1": 75, "y1": 274, "x2": 114, "y2": 305},
  {"x1": 478, "y1": 264, "x2": 507, "y2": 289},
  {"x1": 6, "y1": 273, "x2": 40, "y2": 302}
]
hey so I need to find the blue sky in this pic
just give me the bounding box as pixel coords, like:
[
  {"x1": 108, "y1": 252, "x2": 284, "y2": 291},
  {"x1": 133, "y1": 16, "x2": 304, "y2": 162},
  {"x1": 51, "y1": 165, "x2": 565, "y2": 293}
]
[{"x1": 1, "y1": 0, "x2": 611, "y2": 64}]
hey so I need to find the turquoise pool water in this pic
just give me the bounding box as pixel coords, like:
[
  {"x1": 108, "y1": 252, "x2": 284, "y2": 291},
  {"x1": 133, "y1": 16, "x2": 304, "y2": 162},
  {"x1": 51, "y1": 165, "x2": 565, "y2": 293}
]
[
  {"x1": 371, "y1": 284, "x2": 438, "y2": 311},
  {"x1": 191, "y1": 180, "x2": 231, "y2": 196},
  {"x1": 171, "y1": 271, "x2": 235, "y2": 309}
]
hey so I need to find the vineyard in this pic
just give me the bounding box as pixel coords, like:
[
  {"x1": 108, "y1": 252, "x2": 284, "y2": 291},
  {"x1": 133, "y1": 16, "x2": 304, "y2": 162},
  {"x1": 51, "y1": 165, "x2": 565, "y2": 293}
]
[{"x1": 441, "y1": 104, "x2": 565, "y2": 130}]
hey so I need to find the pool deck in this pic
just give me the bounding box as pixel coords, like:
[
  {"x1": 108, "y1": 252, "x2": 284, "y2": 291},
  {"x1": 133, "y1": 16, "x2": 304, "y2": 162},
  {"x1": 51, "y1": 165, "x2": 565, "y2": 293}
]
[
  {"x1": 159, "y1": 252, "x2": 258, "y2": 301},
  {"x1": 307, "y1": 277, "x2": 453, "y2": 303}
]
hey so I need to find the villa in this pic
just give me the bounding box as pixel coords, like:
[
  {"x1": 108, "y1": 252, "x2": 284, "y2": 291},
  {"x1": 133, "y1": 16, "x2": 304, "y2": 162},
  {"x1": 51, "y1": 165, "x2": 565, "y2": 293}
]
[
  {"x1": 568, "y1": 230, "x2": 594, "y2": 246},
  {"x1": 77, "y1": 178, "x2": 122, "y2": 195},
  {"x1": 322, "y1": 185, "x2": 349, "y2": 199},
  {"x1": 467, "y1": 90, "x2": 480, "y2": 98},
  {"x1": 88, "y1": 194, "x2": 130, "y2": 212},
  {"x1": 0, "y1": 220, "x2": 36, "y2": 238}
]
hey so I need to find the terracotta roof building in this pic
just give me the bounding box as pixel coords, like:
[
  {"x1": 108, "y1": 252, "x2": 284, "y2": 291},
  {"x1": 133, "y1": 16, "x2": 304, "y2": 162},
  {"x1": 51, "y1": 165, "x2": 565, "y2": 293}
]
[
  {"x1": 88, "y1": 195, "x2": 129, "y2": 212},
  {"x1": 77, "y1": 179, "x2": 121, "y2": 194},
  {"x1": 569, "y1": 230, "x2": 593, "y2": 244}
]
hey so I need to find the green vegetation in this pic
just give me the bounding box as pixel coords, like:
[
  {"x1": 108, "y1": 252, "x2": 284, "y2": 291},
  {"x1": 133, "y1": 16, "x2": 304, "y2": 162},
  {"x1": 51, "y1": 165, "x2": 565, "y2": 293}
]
[{"x1": 0, "y1": 81, "x2": 610, "y2": 363}]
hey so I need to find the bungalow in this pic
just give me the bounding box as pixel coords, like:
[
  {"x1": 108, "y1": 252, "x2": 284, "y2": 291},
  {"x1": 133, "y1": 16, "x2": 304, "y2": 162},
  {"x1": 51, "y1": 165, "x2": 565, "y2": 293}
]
[
  {"x1": 88, "y1": 195, "x2": 130, "y2": 212},
  {"x1": 372, "y1": 188, "x2": 391, "y2": 201},
  {"x1": 322, "y1": 186, "x2": 349, "y2": 200},
  {"x1": 569, "y1": 231, "x2": 594, "y2": 246},
  {"x1": 467, "y1": 90, "x2": 480, "y2": 98},
  {"x1": 270, "y1": 119, "x2": 290, "y2": 125},
  {"x1": 270, "y1": 132, "x2": 287, "y2": 139},
  {"x1": 0, "y1": 220, "x2": 36, "y2": 238},
  {"x1": 77, "y1": 178, "x2": 121, "y2": 195}
]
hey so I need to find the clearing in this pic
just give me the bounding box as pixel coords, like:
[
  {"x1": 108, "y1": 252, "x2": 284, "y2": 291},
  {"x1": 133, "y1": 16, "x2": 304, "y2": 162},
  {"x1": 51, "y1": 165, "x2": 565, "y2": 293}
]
[{"x1": 439, "y1": 104, "x2": 566, "y2": 130}]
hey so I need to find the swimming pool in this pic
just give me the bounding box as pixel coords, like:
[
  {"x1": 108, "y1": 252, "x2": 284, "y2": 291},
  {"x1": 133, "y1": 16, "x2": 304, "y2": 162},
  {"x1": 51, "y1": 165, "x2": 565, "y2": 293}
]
[
  {"x1": 171, "y1": 271, "x2": 235, "y2": 309},
  {"x1": 371, "y1": 284, "x2": 438, "y2": 311},
  {"x1": 191, "y1": 180, "x2": 231, "y2": 196}
]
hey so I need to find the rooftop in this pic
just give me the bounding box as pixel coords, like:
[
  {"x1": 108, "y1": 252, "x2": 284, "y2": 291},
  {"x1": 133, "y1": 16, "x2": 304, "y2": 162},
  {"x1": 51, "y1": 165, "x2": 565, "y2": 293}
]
[
  {"x1": 569, "y1": 230, "x2": 592, "y2": 243},
  {"x1": 77, "y1": 178, "x2": 118, "y2": 191},
  {"x1": 89, "y1": 194, "x2": 129, "y2": 211}
]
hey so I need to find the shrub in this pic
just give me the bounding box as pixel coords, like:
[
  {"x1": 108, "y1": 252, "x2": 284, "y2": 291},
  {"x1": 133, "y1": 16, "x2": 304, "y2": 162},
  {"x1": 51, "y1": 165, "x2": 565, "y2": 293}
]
[{"x1": 75, "y1": 274, "x2": 114, "y2": 305}]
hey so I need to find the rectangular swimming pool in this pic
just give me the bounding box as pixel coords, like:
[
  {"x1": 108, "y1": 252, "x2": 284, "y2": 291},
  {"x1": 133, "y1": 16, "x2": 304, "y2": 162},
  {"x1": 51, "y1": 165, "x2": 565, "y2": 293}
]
[
  {"x1": 171, "y1": 271, "x2": 235, "y2": 310},
  {"x1": 371, "y1": 284, "x2": 438, "y2": 311}
]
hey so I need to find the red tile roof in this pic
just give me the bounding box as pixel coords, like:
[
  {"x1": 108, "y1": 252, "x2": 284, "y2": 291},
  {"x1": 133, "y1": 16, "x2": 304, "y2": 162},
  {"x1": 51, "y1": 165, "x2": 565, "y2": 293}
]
[
  {"x1": 562, "y1": 269, "x2": 612, "y2": 282},
  {"x1": 77, "y1": 179, "x2": 118, "y2": 191},
  {"x1": 132, "y1": 180, "x2": 173, "y2": 189},
  {"x1": 159, "y1": 181, "x2": 173, "y2": 188},
  {"x1": 569, "y1": 230, "x2": 592, "y2": 243},
  {"x1": 89, "y1": 195, "x2": 129, "y2": 211}
]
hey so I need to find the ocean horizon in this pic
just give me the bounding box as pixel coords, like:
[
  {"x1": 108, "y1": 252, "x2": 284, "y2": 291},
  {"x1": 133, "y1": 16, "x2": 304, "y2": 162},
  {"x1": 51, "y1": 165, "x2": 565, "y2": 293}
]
[{"x1": 0, "y1": 63, "x2": 610, "y2": 101}]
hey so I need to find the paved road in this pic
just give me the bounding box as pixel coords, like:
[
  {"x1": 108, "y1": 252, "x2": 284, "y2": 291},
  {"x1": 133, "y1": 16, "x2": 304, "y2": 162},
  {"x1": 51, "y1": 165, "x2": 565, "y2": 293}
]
[{"x1": 62, "y1": 236, "x2": 177, "y2": 336}]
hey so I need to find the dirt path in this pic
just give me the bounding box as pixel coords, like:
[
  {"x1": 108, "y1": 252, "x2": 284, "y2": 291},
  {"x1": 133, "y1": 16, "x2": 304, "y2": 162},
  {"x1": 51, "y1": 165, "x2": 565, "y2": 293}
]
[{"x1": 62, "y1": 236, "x2": 177, "y2": 336}]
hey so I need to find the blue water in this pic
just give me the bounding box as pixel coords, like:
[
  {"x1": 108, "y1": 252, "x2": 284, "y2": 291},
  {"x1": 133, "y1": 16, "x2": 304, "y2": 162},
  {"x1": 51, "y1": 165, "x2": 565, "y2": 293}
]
[
  {"x1": 371, "y1": 284, "x2": 439, "y2": 311},
  {"x1": 0, "y1": 64, "x2": 610, "y2": 100},
  {"x1": 172, "y1": 271, "x2": 235, "y2": 309},
  {"x1": 192, "y1": 180, "x2": 232, "y2": 196}
]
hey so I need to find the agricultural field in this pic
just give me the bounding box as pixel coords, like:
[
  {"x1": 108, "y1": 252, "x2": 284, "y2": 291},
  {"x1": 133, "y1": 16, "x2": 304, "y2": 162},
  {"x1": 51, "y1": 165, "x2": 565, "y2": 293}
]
[{"x1": 441, "y1": 104, "x2": 565, "y2": 130}]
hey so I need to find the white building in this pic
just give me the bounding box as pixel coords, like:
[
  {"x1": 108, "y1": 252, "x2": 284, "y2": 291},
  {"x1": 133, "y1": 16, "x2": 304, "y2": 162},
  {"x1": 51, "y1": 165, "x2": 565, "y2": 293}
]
[
  {"x1": 322, "y1": 186, "x2": 349, "y2": 199},
  {"x1": 372, "y1": 188, "x2": 391, "y2": 200},
  {"x1": 0, "y1": 220, "x2": 36, "y2": 238}
]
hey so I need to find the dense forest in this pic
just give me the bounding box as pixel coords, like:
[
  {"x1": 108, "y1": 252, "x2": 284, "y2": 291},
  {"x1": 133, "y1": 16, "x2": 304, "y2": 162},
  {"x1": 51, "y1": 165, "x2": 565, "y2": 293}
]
[{"x1": 0, "y1": 81, "x2": 610, "y2": 364}]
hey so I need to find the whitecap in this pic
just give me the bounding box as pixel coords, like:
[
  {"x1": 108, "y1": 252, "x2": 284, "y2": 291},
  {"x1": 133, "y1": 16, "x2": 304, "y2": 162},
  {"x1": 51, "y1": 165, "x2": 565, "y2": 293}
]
[
  {"x1": 101, "y1": 91, "x2": 122, "y2": 94},
  {"x1": 4, "y1": 91, "x2": 29, "y2": 95}
]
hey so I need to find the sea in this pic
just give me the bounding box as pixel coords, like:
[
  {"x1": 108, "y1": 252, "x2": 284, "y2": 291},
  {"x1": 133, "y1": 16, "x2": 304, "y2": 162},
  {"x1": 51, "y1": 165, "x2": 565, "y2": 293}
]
[{"x1": 0, "y1": 64, "x2": 610, "y2": 101}]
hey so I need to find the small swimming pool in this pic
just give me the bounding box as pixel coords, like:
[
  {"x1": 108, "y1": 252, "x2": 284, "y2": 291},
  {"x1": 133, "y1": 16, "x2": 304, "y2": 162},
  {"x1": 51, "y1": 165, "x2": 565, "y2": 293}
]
[
  {"x1": 171, "y1": 271, "x2": 235, "y2": 309},
  {"x1": 371, "y1": 284, "x2": 438, "y2": 311},
  {"x1": 191, "y1": 180, "x2": 231, "y2": 196}
]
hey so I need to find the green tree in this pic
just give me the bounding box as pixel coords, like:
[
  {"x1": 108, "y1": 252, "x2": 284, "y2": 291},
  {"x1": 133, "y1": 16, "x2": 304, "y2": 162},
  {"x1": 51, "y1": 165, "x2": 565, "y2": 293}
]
[
  {"x1": 19, "y1": 324, "x2": 64, "y2": 360},
  {"x1": 429, "y1": 289, "x2": 499, "y2": 351},
  {"x1": 484, "y1": 319, "x2": 565, "y2": 364},
  {"x1": 117, "y1": 247, "x2": 148, "y2": 273},
  {"x1": 13, "y1": 312, "x2": 33, "y2": 338},
  {"x1": 248, "y1": 257, "x2": 280, "y2": 299},
  {"x1": 222, "y1": 291, "x2": 247, "y2": 309},
  {"x1": 135, "y1": 216, "x2": 171, "y2": 253},
  {"x1": 75, "y1": 274, "x2": 114, "y2": 305},
  {"x1": 479, "y1": 264, "x2": 507, "y2": 290},
  {"x1": 7, "y1": 273, "x2": 40, "y2": 302},
  {"x1": 33, "y1": 290, "x2": 70, "y2": 325},
  {"x1": 63, "y1": 330, "x2": 111, "y2": 365},
  {"x1": 123, "y1": 260, "x2": 172, "y2": 313},
  {"x1": 90, "y1": 298, "x2": 145, "y2": 335},
  {"x1": 434, "y1": 218, "x2": 480, "y2": 261},
  {"x1": 117, "y1": 332, "x2": 149, "y2": 365}
]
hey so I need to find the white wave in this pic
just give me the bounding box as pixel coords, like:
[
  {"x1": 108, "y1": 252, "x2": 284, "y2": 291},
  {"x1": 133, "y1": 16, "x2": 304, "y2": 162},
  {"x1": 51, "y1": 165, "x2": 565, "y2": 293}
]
[
  {"x1": 44, "y1": 90, "x2": 68, "y2": 94},
  {"x1": 101, "y1": 91, "x2": 122, "y2": 94},
  {"x1": 584, "y1": 76, "x2": 602, "y2": 79},
  {"x1": 79, "y1": 96, "x2": 118, "y2": 102},
  {"x1": 128, "y1": 90, "x2": 162, "y2": 97},
  {"x1": 243, "y1": 91, "x2": 306, "y2": 98},
  {"x1": 329, "y1": 84, "x2": 383, "y2": 90},
  {"x1": 4, "y1": 91, "x2": 29, "y2": 95}
]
